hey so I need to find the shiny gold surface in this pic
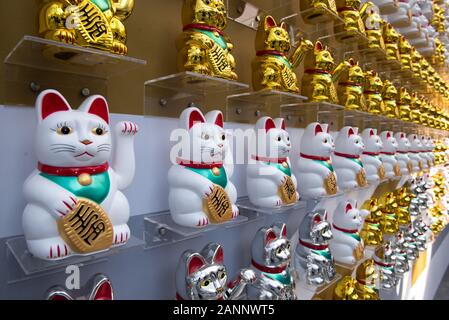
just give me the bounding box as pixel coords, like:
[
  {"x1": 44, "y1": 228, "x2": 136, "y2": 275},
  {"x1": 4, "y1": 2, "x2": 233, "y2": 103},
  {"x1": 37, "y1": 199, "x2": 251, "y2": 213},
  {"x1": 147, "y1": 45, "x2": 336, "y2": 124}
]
[
  {"x1": 397, "y1": 87, "x2": 411, "y2": 121},
  {"x1": 354, "y1": 259, "x2": 379, "y2": 300},
  {"x1": 381, "y1": 79, "x2": 398, "y2": 118},
  {"x1": 337, "y1": 58, "x2": 366, "y2": 110},
  {"x1": 364, "y1": 70, "x2": 383, "y2": 114},
  {"x1": 382, "y1": 21, "x2": 399, "y2": 61},
  {"x1": 360, "y1": 199, "x2": 383, "y2": 246},
  {"x1": 39, "y1": 0, "x2": 134, "y2": 55}
]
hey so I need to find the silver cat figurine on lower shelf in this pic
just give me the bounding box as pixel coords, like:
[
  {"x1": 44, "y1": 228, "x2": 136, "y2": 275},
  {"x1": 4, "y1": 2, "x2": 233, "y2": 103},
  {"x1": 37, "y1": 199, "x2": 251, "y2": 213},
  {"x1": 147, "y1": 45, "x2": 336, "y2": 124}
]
[
  {"x1": 240, "y1": 223, "x2": 297, "y2": 300},
  {"x1": 175, "y1": 242, "x2": 256, "y2": 300},
  {"x1": 295, "y1": 209, "x2": 336, "y2": 286}
]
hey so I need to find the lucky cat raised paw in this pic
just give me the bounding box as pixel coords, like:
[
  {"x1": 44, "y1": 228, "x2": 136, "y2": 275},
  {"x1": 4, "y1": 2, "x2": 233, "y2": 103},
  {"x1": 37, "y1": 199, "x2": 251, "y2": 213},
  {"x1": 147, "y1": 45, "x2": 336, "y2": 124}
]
[
  {"x1": 23, "y1": 90, "x2": 138, "y2": 260},
  {"x1": 168, "y1": 107, "x2": 238, "y2": 228},
  {"x1": 247, "y1": 117, "x2": 298, "y2": 208}
]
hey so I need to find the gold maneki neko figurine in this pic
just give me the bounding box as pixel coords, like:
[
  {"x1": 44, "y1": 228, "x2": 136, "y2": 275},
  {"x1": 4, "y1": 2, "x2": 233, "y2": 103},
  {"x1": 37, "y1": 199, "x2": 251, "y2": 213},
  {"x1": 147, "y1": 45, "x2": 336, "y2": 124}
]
[
  {"x1": 337, "y1": 58, "x2": 366, "y2": 110},
  {"x1": 252, "y1": 16, "x2": 313, "y2": 93},
  {"x1": 302, "y1": 41, "x2": 351, "y2": 103},
  {"x1": 381, "y1": 80, "x2": 398, "y2": 118},
  {"x1": 335, "y1": 0, "x2": 372, "y2": 37},
  {"x1": 177, "y1": 0, "x2": 237, "y2": 80},
  {"x1": 360, "y1": 199, "x2": 383, "y2": 246},
  {"x1": 39, "y1": 0, "x2": 134, "y2": 55},
  {"x1": 363, "y1": 70, "x2": 383, "y2": 114},
  {"x1": 382, "y1": 22, "x2": 400, "y2": 61}
]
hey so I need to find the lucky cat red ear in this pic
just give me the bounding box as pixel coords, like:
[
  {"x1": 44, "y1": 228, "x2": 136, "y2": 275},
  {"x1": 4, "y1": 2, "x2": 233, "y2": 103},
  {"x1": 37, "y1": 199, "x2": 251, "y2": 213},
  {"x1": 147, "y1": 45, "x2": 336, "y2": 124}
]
[
  {"x1": 187, "y1": 254, "x2": 206, "y2": 275},
  {"x1": 205, "y1": 110, "x2": 224, "y2": 128},
  {"x1": 265, "y1": 229, "x2": 277, "y2": 244},
  {"x1": 315, "y1": 41, "x2": 323, "y2": 52},
  {"x1": 369, "y1": 129, "x2": 375, "y2": 136},
  {"x1": 314, "y1": 123, "x2": 323, "y2": 135},
  {"x1": 212, "y1": 246, "x2": 224, "y2": 264},
  {"x1": 264, "y1": 15, "x2": 276, "y2": 30},
  {"x1": 279, "y1": 22, "x2": 288, "y2": 32},
  {"x1": 313, "y1": 214, "x2": 321, "y2": 224},
  {"x1": 180, "y1": 107, "x2": 206, "y2": 130},
  {"x1": 78, "y1": 95, "x2": 110, "y2": 124},
  {"x1": 36, "y1": 89, "x2": 72, "y2": 121},
  {"x1": 91, "y1": 278, "x2": 113, "y2": 300},
  {"x1": 265, "y1": 118, "x2": 276, "y2": 132},
  {"x1": 348, "y1": 127, "x2": 354, "y2": 136},
  {"x1": 345, "y1": 203, "x2": 352, "y2": 213},
  {"x1": 279, "y1": 224, "x2": 287, "y2": 238},
  {"x1": 386, "y1": 132, "x2": 391, "y2": 139}
]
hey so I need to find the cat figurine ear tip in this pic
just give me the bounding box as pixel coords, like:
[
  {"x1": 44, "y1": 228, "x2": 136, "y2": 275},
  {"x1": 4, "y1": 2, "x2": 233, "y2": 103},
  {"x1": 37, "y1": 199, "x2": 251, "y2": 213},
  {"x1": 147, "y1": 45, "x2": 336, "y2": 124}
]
[{"x1": 36, "y1": 89, "x2": 72, "y2": 120}]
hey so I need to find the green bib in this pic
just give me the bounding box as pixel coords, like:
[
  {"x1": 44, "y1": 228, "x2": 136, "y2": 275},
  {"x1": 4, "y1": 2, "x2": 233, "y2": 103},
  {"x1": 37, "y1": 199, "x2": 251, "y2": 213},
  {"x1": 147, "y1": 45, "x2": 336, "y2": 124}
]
[
  {"x1": 40, "y1": 171, "x2": 110, "y2": 204},
  {"x1": 263, "y1": 269, "x2": 292, "y2": 286},
  {"x1": 312, "y1": 248, "x2": 332, "y2": 260},
  {"x1": 349, "y1": 157, "x2": 364, "y2": 168},
  {"x1": 91, "y1": 0, "x2": 111, "y2": 12},
  {"x1": 195, "y1": 29, "x2": 227, "y2": 50},
  {"x1": 264, "y1": 161, "x2": 291, "y2": 177},
  {"x1": 347, "y1": 232, "x2": 361, "y2": 242},
  {"x1": 187, "y1": 166, "x2": 228, "y2": 189},
  {"x1": 314, "y1": 159, "x2": 334, "y2": 172},
  {"x1": 273, "y1": 55, "x2": 293, "y2": 69}
]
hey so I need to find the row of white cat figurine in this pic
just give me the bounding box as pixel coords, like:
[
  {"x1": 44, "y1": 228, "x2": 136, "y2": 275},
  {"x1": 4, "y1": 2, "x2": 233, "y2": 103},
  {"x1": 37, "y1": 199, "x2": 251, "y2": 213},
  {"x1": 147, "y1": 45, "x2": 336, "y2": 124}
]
[{"x1": 21, "y1": 90, "x2": 436, "y2": 261}]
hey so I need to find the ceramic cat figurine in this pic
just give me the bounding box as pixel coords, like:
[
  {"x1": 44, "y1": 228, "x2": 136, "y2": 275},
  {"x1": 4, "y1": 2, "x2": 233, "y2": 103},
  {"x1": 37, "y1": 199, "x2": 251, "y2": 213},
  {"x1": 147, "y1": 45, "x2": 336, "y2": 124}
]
[
  {"x1": 330, "y1": 199, "x2": 365, "y2": 265},
  {"x1": 363, "y1": 70, "x2": 383, "y2": 114},
  {"x1": 252, "y1": 16, "x2": 313, "y2": 93},
  {"x1": 379, "y1": 131, "x2": 400, "y2": 179},
  {"x1": 426, "y1": 137, "x2": 436, "y2": 166},
  {"x1": 177, "y1": 0, "x2": 237, "y2": 80},
  {"x1": 168, "y1": 107, "x2": 239, "y2": 228},
  {"x1": 381, "y1": 80, "x2": 398, "y2": 118},
  {"x1": 295, "y1": 209, "x2": 336, "y2": 286},
  {"x1": 175, "y1": 243, "x2": 256, "y2": 300},
  {"x1": 302, "y1": 41, "x2": 351, "y2": 103},
  {"x1": 382, "y1": 22, "x2": 400, "y2": 61},
  {"x1": 337, "y1": 58, "x2": 366, "y2": 111},
  {"x1": 408, "y1": 134, "x2": 424, "y2": 172},
  {"x1": 420, "y1": 135, "x2": 434, "y2": 169},
  {"x1": 39, "y1": 0, "x2": 134, "y2": 55},
  {"x1": 361, "y1": 2, "x2": 385, "y2": 49},
  {"x1": 373, "y1": 242, "x2": 397, "y2": 290},
  {"x1": 23, "y1": 90, "x2": 138, "y2": 260},
  {"x1": 332, "y1": 126, "x2": 367, "y2": 190},
  {"x1": 295, "y1": 122, "x2": 338, "y2": 198},
  {"x1": 47, "y1": 274, "x2": 114, "y2": 300},
  {"x1": 361, "y1": 128, "x2": 385, "y2": 182},
  {"x1": 394, "y1": 132, "x2": 412, "y2": 175},
  {"x1": 396, "y1": 87, "x2": 412, "y2": 122},
  {"x1": 247, "y1": 117, "x2": 299, "y2": 208},
  {"x1": 246, "y1": 223, "x2": 296, "y2": 300}
]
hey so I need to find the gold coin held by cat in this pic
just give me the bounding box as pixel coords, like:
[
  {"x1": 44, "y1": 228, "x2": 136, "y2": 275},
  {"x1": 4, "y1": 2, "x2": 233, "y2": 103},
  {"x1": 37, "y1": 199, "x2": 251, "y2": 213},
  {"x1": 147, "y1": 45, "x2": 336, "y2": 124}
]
[
  {"x1": 203, "y1": 185, "x2": 233, "y2": 224},
  {"x1": 324, "y1": 172, "x2": 338, "y2": 195},
  {"x1": 356, "y1": 169, "x2": 367, "y2": 187},
  {"x1": 278, "y1": 176, "x2": 297, "y2": 205},
  {"x1": 212, "y1": 167, "x2": 220, "y2": 176},
  {"x1": 77, "y1": 173, "x2": 92, "y2": 186},
  {"x1": 58, "y1": 198, "x2": 113, "y2": 254},
  {"x1": 393, "y1": 164, "x2": 401, "y2": 177},
  {"x1": 378, "y1": 165, "x2": 385, "y2": 180}
]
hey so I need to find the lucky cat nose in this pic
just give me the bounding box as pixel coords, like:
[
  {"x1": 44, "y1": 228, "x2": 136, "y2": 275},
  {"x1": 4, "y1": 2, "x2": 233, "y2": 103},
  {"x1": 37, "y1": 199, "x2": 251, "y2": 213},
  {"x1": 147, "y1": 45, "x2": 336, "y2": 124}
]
[
  {"x1": 80, "y1": 139, "x2": 93, "y2": 145},
  {"x1": 218, "y1": 144, "x2": 224, "y2": 148}
]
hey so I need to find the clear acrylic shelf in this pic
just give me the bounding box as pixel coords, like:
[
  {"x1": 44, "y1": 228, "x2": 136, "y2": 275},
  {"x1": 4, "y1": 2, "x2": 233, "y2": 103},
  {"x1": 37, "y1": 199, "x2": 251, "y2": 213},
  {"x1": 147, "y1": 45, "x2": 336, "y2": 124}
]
[
  {"x1": 281, "y1": 101, "x2": 344, "y2": 129},
  {"x1": 236, "y1": 197, "x2": 306, "y2": 215},
  {"x1": 4, "y1": 35, "x2": 147, "y2": 79},
  {"x1": 226, "y1": 90, "x2": 307, "y2": 123},
  {"x1": 144, "y1": 71, "x2": 249, "y2": 118},
  {"x1": 6, "y1": 235, "x2": 144, "y2": 281},
  {"x1": 143, "y1": 211, "x2": 252, "y2": 249}
]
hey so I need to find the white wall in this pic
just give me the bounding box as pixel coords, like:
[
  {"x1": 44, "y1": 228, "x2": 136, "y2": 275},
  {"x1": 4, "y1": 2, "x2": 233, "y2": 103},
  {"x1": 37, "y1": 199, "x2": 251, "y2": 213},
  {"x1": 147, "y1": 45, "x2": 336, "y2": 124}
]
[{"x1": 0, "y1": 105, "x2": 305, "y2": 238}]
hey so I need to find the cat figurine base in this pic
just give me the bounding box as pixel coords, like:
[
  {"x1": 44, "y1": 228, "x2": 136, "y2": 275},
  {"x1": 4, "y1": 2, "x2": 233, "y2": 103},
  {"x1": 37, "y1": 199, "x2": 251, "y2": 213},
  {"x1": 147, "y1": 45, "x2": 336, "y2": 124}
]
[
  {"x1": 379, "y1": 131, "x2": 400, "y2": 179},
  {"x1": 247, "y1": 117, "x2": 299, "y2": 208},
  {"x1": 329, "y1": 199, "x2": 365, "y2": 266},
  {"x1": 295, "y1": 122, "x2": 338, "y2": 198},
  {"x1": 23, "y1": 90, "x2": 138, "y2": 260},
  {"x1": 332, "y1": 126, "x2": 367, "y2": 191},
  {"x1": 245, "y1": 223, "x2": 296, "y2": 300},
  {"x1": 175, "y1": 243, "x2": 256, "y2": 300},
  {"x1": 295, "y1": 209, "x2": 336, "y2": 287},
  {"x1": 360, "y1": 128, "x2": 385, "y2": 182}
]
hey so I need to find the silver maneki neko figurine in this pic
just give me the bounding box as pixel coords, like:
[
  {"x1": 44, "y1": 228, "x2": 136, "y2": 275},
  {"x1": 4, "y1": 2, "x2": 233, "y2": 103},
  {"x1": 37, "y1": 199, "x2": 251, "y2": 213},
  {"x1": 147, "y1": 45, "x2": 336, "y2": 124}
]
[
  {"x1": 241, "y1": 223, "x2": 296, "y2": 300},
  {"x1": 295, "y1": 209, "x2": 336, "y2": 286},
  {"x1": 46, "y1": 274, "x2": 114, "y2": 300},
  {"x1": 175, "y1": 242, "x2": 256, "y2": 300}
]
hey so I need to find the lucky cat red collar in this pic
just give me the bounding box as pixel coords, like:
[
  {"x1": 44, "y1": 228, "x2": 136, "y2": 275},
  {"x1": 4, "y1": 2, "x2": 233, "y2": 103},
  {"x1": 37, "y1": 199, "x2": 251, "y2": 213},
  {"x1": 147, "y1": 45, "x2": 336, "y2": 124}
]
[
  {"x1": 251, "y1": 155, "x2": 288, "y2": 163},
  {"x1": 299, "y1": 239, "x2": 329, "y2": 250},
  {"x1": 334, "y1": 152, "x2": 360, "y2": 159},
  {"x1": 363, "y1": 151, "x2": 379, "y2": 156},
  {"x1": 332, "y1": 224, "x2": 358, "y2": 234},
  {"x1": 182, "y1": 23, "x2": 225, "y2": 36},
  {"x1": 251, "y1": 260, "x2": 286, "y2": 274},
  {"x1": 300, "y1": 153, "x2": 330, "y2": 161},
  {"x1": 38, "y1": 162, "x2": 109, "y2": 176},
  {"x1": 177, "y1": 158, "x2": 223, "y2": 169}
]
